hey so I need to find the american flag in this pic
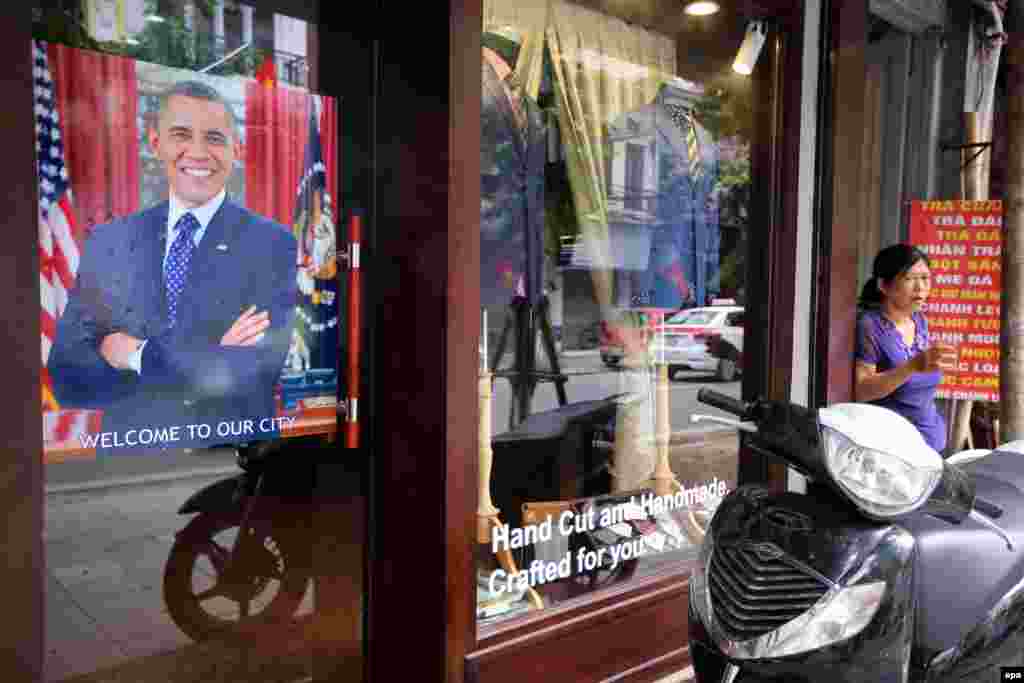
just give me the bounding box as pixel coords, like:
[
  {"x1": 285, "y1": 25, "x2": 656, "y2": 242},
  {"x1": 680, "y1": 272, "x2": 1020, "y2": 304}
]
[{"x1": 35, "y1": 40, "x2": 101, "y2": 447}]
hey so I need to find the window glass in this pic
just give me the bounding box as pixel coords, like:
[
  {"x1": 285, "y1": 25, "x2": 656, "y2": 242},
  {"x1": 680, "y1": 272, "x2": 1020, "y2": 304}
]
[
  {"x1": 33, "y1": 2, "x2": 359, "y2": 680},
  {"x1": 477, "y1": 0, "x2": 758, "y2": 630}
]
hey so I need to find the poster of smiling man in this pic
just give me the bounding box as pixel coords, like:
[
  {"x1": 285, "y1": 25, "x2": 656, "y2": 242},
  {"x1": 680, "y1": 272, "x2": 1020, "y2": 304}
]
[{"x1": 36, "y1": 40, "x2": 341, "y2": 460}]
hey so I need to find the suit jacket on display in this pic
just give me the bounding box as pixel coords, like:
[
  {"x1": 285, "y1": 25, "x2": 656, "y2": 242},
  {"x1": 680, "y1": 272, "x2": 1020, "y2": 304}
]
[
  {"x1": 48, "y1": 199, "x2": 299, "y2": 452},
  {"x1": 605, "y1": 85, "x2": 720, "y2": 309},
  {"x1": 481, "y1": 52, "x2": 547, "y2": 307}
]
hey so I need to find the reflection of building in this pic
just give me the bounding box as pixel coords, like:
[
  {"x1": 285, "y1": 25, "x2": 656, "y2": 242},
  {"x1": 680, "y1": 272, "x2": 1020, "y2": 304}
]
[
  {"x1": 112, "y1": 0, "x2": 309, "y2": 86},
  {"x1": 605, "y1": 88, "x2": 721, "y2": 312}
]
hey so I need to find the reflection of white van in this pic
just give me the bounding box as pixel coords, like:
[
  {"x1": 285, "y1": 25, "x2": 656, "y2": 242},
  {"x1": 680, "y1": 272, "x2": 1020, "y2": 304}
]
[{"x1": 651, "y1": 306, "x2": 744, "y2": 381}]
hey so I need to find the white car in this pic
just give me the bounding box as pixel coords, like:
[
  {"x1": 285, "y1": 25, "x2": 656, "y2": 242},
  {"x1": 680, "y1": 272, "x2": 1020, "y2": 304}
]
[{"x1": 650, "y1": 305, "x2": 744, "y2": 381}]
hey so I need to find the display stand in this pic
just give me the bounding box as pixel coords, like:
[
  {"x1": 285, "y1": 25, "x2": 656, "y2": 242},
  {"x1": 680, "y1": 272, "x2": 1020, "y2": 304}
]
[
  {"x1": 608, "y1": 354, "x2": 709, "y2": 545},
  {"x1": 489, "y1": 296, "x2": 568, "y2": 430},
  {"x1": 478, "y1": 332, "x2": 544, "y2": 611}
]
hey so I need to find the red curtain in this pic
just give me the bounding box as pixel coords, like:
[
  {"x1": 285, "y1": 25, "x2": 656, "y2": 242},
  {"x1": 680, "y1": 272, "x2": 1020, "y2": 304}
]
[
  {"x1": 48, "y1": 43, "x2": 140, "y2": 229},
  {"x1": 245, "y1": 83, "x2": 309, "y2": 227},
  {"x1": 320, "y1": 95, "x2": 339, "y2": 214},
  {"x1": 245, "y1": 85, "x2": 340, "y2": 227}
]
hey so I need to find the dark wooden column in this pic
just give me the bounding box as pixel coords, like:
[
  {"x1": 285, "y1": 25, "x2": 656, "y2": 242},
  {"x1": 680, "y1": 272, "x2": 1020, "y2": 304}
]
[
  {"x1": 737, "y1": 4, "x2": 807, "y2": 490},
  {"x1": 813, "y1": 0, "x2": 867, "y2": 407},
  {"x1": 307, "y1": 5, "x2": 375, "y2": 681},
  {"x1": 368, "y1": 1, "x2": 481, "y2": 682},
  {"x1": 0, "y1": 5, "x2": 45, "y2": 681}
]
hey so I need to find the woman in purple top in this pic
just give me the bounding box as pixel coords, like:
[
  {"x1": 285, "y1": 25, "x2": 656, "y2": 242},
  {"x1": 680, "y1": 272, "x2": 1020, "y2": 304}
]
[{"x1": 854, "y1": 244, "x2": 958, "y2": 454}]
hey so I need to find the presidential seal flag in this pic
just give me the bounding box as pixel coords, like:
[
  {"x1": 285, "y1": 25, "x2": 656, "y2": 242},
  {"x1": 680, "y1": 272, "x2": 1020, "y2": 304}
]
[{"x1": 289, "y1": 95, "x2": 339, "y2": 385}]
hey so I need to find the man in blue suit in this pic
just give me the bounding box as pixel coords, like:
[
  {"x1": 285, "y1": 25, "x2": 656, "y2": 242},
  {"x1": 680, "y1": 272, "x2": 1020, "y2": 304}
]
[{"x1": 48, "y1": 80, "x2": 298, "y2": 452}]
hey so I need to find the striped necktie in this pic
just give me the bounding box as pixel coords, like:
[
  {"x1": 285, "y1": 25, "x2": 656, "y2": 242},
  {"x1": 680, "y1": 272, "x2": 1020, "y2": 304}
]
[
  {"x1": 164, "y1": 212, "x2": 199, "y2": 327},
  {"x1": 665, "y1": 103, "x2": 702, "y2": 180}
]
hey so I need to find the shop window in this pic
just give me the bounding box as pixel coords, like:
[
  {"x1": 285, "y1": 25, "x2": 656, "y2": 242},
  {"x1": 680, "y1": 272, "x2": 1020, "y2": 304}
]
[{"x1": 476, "y1": 0, "x2": 756, "y2": 631}]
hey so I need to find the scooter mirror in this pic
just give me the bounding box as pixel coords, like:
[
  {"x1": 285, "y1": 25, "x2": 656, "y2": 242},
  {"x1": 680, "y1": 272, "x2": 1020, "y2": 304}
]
[{"x1": 918, "y1": 461, "x2": 975, "y2": 524}]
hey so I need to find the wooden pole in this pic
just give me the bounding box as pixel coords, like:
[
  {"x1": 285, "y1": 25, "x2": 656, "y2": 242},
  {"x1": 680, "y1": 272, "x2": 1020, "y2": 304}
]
[{"x1": 652, "y1": 343, "x2": 674, "y2": 497}]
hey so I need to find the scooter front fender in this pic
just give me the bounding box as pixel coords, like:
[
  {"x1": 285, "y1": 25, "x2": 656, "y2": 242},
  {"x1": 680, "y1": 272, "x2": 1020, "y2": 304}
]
[
  {"x1": 927, "y1": 571, "x2": 1024, "y2": 680},
  {"x1": 690, "y1": 486, "x2": 917, "y2": 682},
  {"x1": 177, "y1": 475, "x2": 245, "y2": 515}
]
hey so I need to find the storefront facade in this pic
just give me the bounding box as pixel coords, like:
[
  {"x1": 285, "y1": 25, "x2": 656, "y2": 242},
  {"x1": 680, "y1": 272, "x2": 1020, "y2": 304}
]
[
  {"x1": 0, "y1": 1, "x2": 923, "y2": 682},
  {"x1": 374, "y1": 1, "x2": 820, "y2": 680}
]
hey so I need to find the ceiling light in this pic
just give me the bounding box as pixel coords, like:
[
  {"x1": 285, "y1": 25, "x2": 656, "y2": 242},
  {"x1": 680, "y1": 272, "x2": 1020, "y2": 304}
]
[
  {"x1": 733, "y1": 21, "x2": 767, "y2": 75},
  {"x1": 145, "y1": 14, "x2": 166, "y2": 23},
  {"x1": 684, "y1": 1, "x2": 721, "y2": 16}
]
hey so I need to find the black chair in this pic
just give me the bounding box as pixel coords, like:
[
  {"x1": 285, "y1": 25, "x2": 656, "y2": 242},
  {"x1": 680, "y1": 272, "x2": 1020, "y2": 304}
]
[{"x1": 489, "y1": 397, "x2": 621, "y2": 533}]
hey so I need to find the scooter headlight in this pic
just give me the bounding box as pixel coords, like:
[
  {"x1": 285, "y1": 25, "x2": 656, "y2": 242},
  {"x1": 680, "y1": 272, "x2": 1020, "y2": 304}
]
[
  {"x1": 818, "y1": 403, "x2": 942, "y2": 519},
  {"x1": 754, "y1": 581, "x2": 886, "y2": 658}
]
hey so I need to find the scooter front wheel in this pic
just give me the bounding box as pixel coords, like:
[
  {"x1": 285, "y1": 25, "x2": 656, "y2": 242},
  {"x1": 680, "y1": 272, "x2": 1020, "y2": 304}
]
[{"x1": 163, "y1": 508, "x2": 311, "y2": 642}]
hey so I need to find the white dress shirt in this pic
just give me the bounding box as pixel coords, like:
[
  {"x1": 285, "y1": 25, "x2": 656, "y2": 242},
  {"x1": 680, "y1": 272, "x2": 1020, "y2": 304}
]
[
  {"x1": 165, "y1": 189, "x2": 227, "y2": 265},
  {"x1": 127, "y1": 190, "x2": 228, "y2": 373}
]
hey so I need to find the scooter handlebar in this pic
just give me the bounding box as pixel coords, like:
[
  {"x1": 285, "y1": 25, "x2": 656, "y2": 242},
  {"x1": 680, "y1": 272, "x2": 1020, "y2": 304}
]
[{"x1": 697, "y1": 389, "x2": 749, "y2": 418}]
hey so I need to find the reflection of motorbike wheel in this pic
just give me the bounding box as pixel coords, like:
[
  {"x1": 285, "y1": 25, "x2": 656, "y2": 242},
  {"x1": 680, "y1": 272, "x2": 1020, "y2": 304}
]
[{"x1": 163, "y1": 509, "x2": 311, "y2": 642}]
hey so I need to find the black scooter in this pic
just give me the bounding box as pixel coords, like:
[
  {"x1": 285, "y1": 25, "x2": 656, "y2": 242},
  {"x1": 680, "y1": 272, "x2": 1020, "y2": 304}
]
[
  {"x1": 162, "y1": 438, "x2": 316, "y2": 642},
  {"x1": 689, "y1": 388, "x2": 1024, "y2": 682}
]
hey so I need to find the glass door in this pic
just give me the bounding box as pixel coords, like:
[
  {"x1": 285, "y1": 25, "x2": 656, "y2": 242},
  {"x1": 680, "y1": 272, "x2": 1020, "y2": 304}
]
[{"x1": 35, "y1": 2, "x2": 367, "y2": 680}]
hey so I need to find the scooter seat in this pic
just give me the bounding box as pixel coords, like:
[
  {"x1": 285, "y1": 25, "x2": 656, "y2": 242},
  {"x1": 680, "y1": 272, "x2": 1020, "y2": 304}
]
[{"x1": 901, "y1": 449, "x2": 1024, "y2": 659}]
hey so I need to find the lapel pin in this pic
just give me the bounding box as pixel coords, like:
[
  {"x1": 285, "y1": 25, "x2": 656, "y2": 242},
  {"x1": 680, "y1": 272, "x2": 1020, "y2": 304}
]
[{"x1": 217, "y1": 243, "x2": 229, "y2": 252}]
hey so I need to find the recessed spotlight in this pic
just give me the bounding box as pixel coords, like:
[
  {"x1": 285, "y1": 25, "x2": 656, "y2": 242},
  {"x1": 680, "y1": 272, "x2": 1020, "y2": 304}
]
[{"x1": 684, "y1": 1, "x2": 721, "y2": 16}]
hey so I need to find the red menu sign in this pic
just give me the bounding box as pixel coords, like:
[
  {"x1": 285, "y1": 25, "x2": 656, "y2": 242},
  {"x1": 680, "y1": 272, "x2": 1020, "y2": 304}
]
[{"x1": 909, "y1": 200, "x2": 1002, "y2": 402}]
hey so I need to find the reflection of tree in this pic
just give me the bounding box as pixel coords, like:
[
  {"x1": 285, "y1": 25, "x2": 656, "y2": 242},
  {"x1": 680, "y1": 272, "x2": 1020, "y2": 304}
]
[
  {"x1": 693, "y1": 79, "x2": 754, "y2": 144},
  {"x1": 716, "y1": 156, "x2": 751, "y2": 224},
  {"x1": 544, "y1": 158, "x2": 579, "y2": 262},
  {"x1": 32, "y1": 0, "x2": 265, "y2": 78},
  {"x1": 714, "y1": 154, "x2": 749, "y2": 298},
  {"x1": 702, "y1": 79, "x2": 751, "y2": 300},
  {"x1": 32, "y1": 1, "x2": 103, "y2": 50},
  {"x1": 121, "y1": 0, "x2": 264, "y2": 76}
]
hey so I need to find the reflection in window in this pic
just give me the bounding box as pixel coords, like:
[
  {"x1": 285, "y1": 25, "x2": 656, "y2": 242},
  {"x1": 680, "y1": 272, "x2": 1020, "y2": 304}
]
[
  {"x1": 33, "y1": 4, "x2": 342, "y2": 680},
  {"x1": 477, "y1": 0, "x2": 753, "y2": 629}
]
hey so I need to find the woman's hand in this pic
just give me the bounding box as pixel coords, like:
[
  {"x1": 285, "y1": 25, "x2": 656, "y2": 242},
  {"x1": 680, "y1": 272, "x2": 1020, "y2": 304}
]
[{"x1": 913, "y1": 343, "x2": 958, "y2": 373}]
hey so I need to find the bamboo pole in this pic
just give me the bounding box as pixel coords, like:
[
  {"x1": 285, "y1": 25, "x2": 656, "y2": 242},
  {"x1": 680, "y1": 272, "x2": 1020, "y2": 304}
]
[
  {"x1": 958, "y1": 1, "x2": 1005, "y2": 450},
  {"x1": 951, "y1": 112, "x2": 991, "y2": 452},
  {"x1": 1002, "y1": 22, "x2": 1024, "y2": 442}
]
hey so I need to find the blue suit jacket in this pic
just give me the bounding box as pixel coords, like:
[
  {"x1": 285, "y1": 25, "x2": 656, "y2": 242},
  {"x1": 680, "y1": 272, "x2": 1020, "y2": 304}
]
[
  {"x1": 605, "y1": 92, "x2": 721, "y2": 309},
  {"x1": 48, "y1": 200, "x2": 298, "y2": 452}
]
